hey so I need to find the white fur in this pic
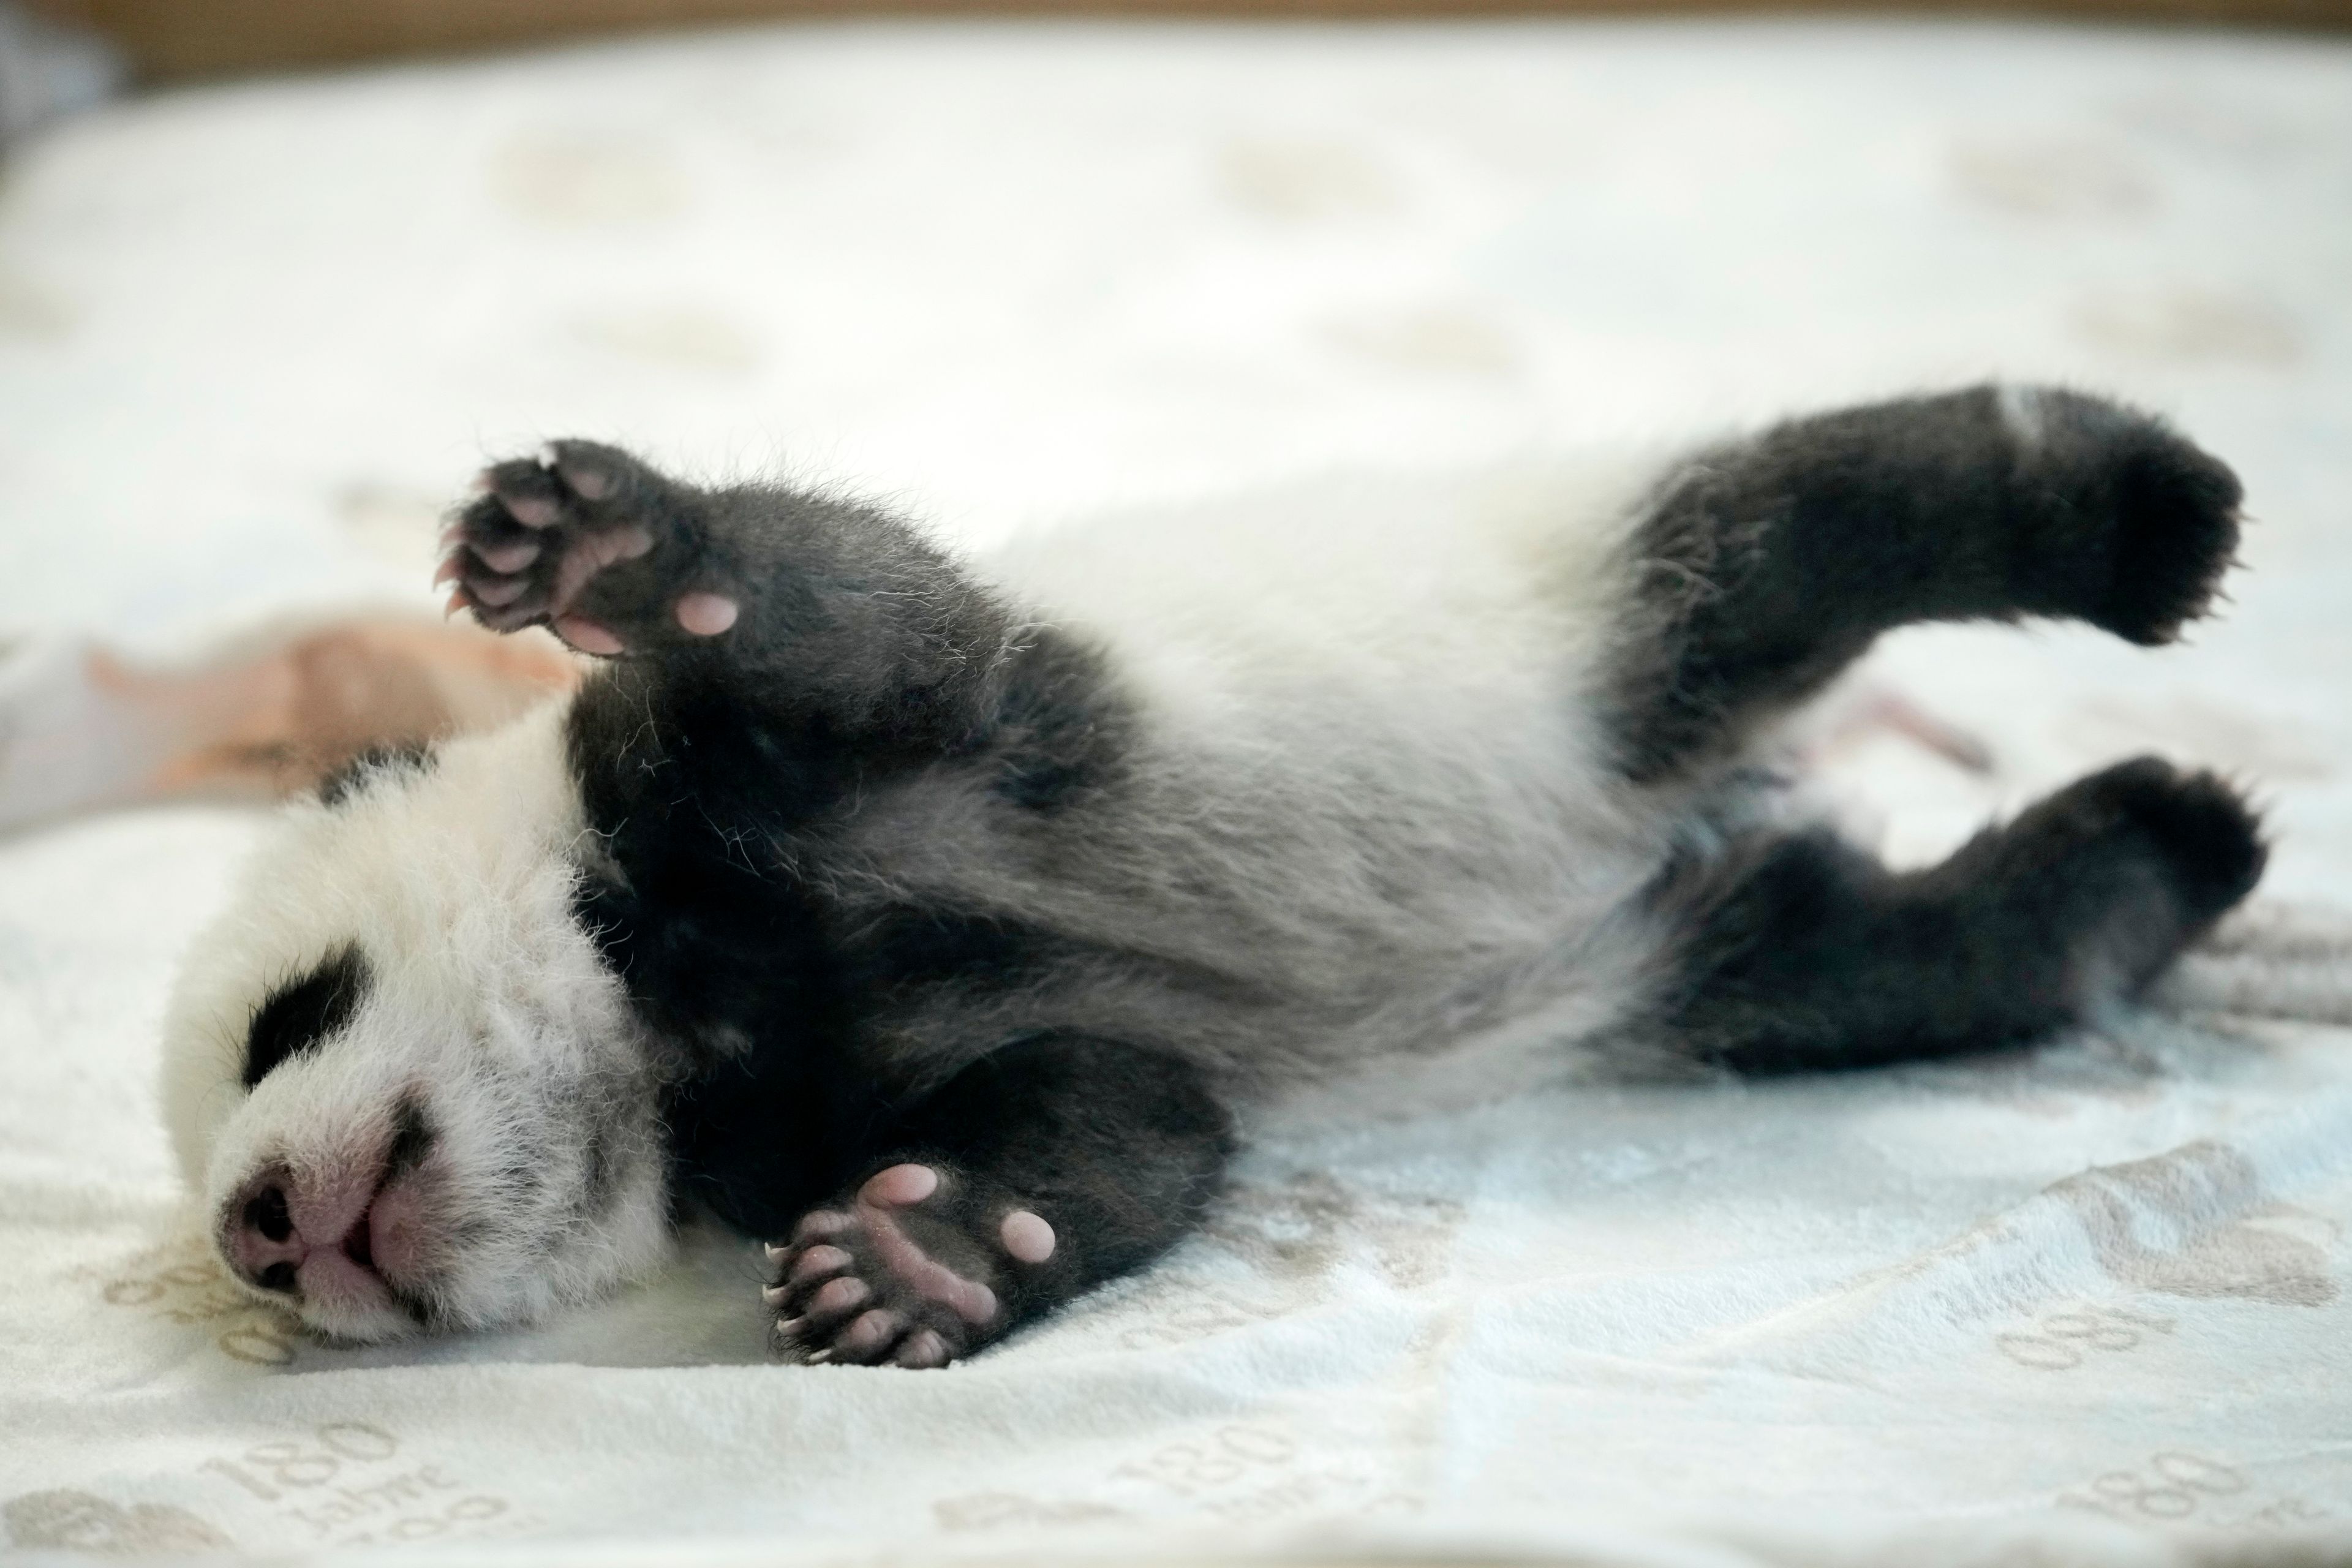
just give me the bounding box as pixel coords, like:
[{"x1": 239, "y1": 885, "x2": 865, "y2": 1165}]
[{"x1": 163, "y1": 703, "x2": 672, "y2": 1339}]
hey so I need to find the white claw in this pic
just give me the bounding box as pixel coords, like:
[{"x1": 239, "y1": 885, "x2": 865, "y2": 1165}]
[
  {"x1": 805, "y1": 1348, "x2": 833, "y2": 1365},
  {"x1": 764, "y1": 1242, "x2": 788, "y2": 1264},
  {"x1": 761, "y1": 1284, "x2": 788, "y2": 1306},
  {"x1": 537, "y1": 443, "x2": 560, "y2": 469}
]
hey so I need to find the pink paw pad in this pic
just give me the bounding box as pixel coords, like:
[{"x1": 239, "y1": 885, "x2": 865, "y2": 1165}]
[
  {"x1": 862, "y1": 1164, "x2": 940, "y2": 1205},
  {"x1": 839, "y1": 1310, "x2": 902, "y2": 1355},
  {"x1": 676, "y1": 592, "x2": 739, "y2": 637},
  {"x1": 556, "y1": 458, "x2": 615, "y2": 501},
  {"x1": 473, "y1": 538, "x2": 541, "y2": 575},
  {"x1": 810, "y1": 1276, "x2": 869, "y2": 1314},
  {"x1": 502, "y1": 493, "x2": 561, "y2": 529},
  {"x1": 1000, "y1": 1210, "x2": 1056, "y2": 1264},
  {"x1": 469, "y1": 575, "x2": 530, "y2": 608},
  {"x1": 547, "y1": 524, "x2": 653, "y2": 612},
  {"x1": 552, "y1": 616, "x2": 624, "y2": 657},
  {"x1": 790, "y1": 1245, "x2": 850, "y2": 1283}
]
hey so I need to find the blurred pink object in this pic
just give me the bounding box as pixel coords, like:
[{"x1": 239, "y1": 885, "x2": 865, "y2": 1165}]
[{"x1": 0, "y1": 616, "x2": 580, "y2": 831}]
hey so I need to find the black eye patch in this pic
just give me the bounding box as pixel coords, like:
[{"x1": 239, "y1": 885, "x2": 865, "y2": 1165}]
[
  {"x1": 318, "y1": 742, "x2": 435, "y2": 807},
  {"x1": 243, "y1": 944, "x2": 372, "y2": 1089}
]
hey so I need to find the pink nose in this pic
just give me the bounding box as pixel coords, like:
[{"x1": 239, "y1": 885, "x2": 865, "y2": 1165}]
[{"x1": 225, "y1": 1172, "x2": 310, "y2": 1293}]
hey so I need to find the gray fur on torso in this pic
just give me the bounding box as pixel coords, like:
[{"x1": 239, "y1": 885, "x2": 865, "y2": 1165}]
[{"x1": 794, "y1": 458, "x2": 1695, "y2": 1104}]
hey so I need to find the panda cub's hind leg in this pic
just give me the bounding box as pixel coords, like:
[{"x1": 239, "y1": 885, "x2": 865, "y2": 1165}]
[
  {"x1": 1597, "y1": 386, "x2": 2263, "y2": 1071},
  {"x1": 1605, "y1": 383, "x2": 2245, "y2": 783},
  {"x1": 1649, "y1": 755, "x2": 2267, "y2": 1074},
  {"x1": 766, "y1": 1035, "x2": 1232, "y2": 1368}
]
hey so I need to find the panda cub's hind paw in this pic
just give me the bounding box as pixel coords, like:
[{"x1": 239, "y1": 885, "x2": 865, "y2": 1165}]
[
  {"x1": 441, "y1": 440, "x2": 740, "y2": 657},
  {"x1": 2018, "y1": 391, "x2": 2244, "y2": 647},
  {"x1": 764, "y1": 1163, "x2": 1058, "y2": 1369}
]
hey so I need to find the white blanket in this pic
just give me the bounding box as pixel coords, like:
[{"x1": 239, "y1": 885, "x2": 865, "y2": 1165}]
[{"x1": 4, "y1": 19, "x2": 2352, "y2": 1565}]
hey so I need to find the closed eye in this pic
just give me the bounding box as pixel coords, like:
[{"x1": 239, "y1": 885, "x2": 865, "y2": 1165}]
[{"x1": 243, "y1": 944, "x2": 372, "y2": 1088}]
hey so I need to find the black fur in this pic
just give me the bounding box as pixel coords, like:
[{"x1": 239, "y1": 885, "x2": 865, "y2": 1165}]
[
  {"x1": 243, "y1": 944, "x2": 371, "y2": 1088},
  {"x1": 1607, "y1": 385, "x2": 2243, "y2": 782},
  {"x1": 884, "y1": 1035, "x2": 1232, "y2": 1279},
  {"x1": 382, "y1": 1095, "x2": 434, "y2": 1185},
  {"x1": 986, "y1": 636, "x2": 1134, "y2": 813},
  {"x1": 317, "y1": 743, "x2": 435, "y2": 807},
  {"x1": 1610, "y1": 386, "x2": 2258, "y2": 1075},
  {"x1": 1651, "y1": 757, "x2": 2267, "y2": 1074}
]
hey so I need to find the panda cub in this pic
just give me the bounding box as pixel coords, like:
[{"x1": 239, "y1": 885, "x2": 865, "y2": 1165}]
[{"x1": 160, "y1": 385, "x2": 2266, "y2": 1368}]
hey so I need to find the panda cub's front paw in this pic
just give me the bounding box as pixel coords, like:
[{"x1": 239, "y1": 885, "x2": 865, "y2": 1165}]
[
  {"x1": 440, "y1": 439, "x2": 741, "y2": 657},
  {"x1": 764, "y1": 1163, "x2": 1059, "y2": 1369}
]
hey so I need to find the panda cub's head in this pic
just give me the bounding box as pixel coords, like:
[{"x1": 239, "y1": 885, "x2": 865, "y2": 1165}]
[{"x1": 159, "y1": 704, "x2": 673, "y2": 1342}]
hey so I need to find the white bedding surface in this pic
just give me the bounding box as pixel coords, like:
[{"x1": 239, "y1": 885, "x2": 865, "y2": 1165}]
[{"x1": 4, "y1": 19, "x2": 2352, "y2": 1565}]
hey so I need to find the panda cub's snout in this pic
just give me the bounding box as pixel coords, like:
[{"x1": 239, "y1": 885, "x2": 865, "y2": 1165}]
[{"x1": 215, "y1": 1087, "x2": 440, "y2": 1330}]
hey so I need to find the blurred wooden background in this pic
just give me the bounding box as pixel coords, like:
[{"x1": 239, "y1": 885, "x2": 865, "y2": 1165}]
[{"x1": 25, "y1": 0, "x2": 2352, "y2": 80}]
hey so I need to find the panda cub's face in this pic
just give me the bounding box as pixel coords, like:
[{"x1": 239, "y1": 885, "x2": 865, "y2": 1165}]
[{"x1": 159, "y1": 707, "x2": 674, "y2": 1343}]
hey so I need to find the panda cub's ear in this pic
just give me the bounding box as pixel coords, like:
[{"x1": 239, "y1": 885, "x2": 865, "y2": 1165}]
[
  {"x1": 242, "y1": 944, "x2": 370, "y2": 1088},
  {"x1": 316, "y1": 743, "x2": 437, "y2": 807}
]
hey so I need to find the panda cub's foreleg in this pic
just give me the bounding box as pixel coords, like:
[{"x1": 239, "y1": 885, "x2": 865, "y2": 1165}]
[
  {"x1": 442, "y1": 437, "x2": 1014, "y2": 715},
  {"x1": 766, "y1": 1036, "x2": 1232, "y2": 1366},
  {"x1": 443, "y1": 443, "x2": 1229, "y2": 1366},
  {"x1": 1611, "y1": 385, "x2": 2264, "y2": 1071},
  {"x1": 445, "y1": 439, "x2": 1037, "y2": 1071}
]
